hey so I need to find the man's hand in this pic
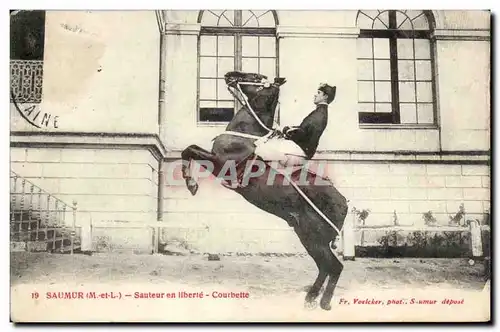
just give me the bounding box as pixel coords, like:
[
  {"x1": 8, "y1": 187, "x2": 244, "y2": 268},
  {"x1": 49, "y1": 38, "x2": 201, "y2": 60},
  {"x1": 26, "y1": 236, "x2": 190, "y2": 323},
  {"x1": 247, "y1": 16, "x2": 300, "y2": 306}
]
[
  {"x1": 282, "y1": 126, "x2": 291, "y2": 138},
  {"x1": 283, "y1": 126, "x2": 302, "y2": 138},
  {"x1": 270, "y1": 129, "x2": 284, "y2": 138}
]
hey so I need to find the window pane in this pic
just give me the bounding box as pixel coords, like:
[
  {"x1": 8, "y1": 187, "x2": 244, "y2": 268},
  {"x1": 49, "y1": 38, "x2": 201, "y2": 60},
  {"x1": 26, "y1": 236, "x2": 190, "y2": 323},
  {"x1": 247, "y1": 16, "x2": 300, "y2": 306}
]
[
  {"x1": 199, "y1": 107, "x2": 234, "y2": 122},
  {"x1": 398, "y1": 60, "x2": 415, "y2": 80},
  {"x1": 396, "y1": 11, "x2": 412, "y2": 30},
  {"x1": 399, "y1": 82, "x2": 416, "y2": 102},
  {"x1": 357, "y1": 38, "x2": 373, "y2": 59},
  {"x1": 217, "y1": 101, "x2": 234, "y2": 108},
  {"x1": 375, "y1": 103, "x2": 392, "y2": 113},
  {"x1": 400, "y1": 104, "x2": 417, "y2": 124},
  {"x1": 251, "y1": 10, "x2": 268, "y2": 17},
  {"x1": 416, "y1": 60, "x2": 432, "y2": 80},
  {"x1": 201, "y1": 11, "x2": 220, "y2": 26},
  {"x1": 217, "y1": 79, "x2": 233, "y2": 100},
  {"x1": 417, "y1": 103, "x2": 434, "y2": 124},
  {"x1": 260, "y1": 58, "x2": 276, "y2": 78},
  {"x1": 218, "y1": 10, "x2": 234, "y2": 26},
  {"x1": 200, "y1": 57, "x2": 216, "y2": 77},
  {"x1": 242, "y1": 36, "x2": 259, "y2": 56},
  {"x1": 242, "y1": 10, "x2": 259, "y2": 27},
  {"x1": 375, "y1": 82, "x2": 391, "y2": 102},
  {"x1": 372, "y1": 11, "x2": 389, "y2": 29},
  {"x1": 414, "y1": 39, "x2": 431, "y2": 59},
  {"x1": 397, "y1": 39, "x2": 414, "y2": 60},
  {"x1": 200, "y1": 100, "x2": 235, "y2": 109},
  {"x1": 358, "y1": 82, "x2": 374, "y2": 102},
  {"x1": 357, "y1": 12, "x2": 374, "y2": 30},
  {"x1": 200, "y1": 79, "x2": 216, "y2": 99},
  {"x1": 200, "y1": 36, "x2": 216, "y2": 56},
  {"x1": 217, "y1": 57, "x2": 234, "y2": 78},
  {"x1": 257, "y1": 11, "x2": 276, "y2": 27},
  {"x1": 244, "y1": 17, "x2": 259, "y2": 27},
  {"x1": 373, "y1": 39, "x2": 390, "y2": 59},
  {"x1": 358, "y1": 60, "x2": 374, "y2": 80},
  {"x1": 374, "y1": 60, "x2": 391, "y2": 80},
  {"x1": 259, "y1": 37, "x2": 276, "y2": 57},
  {"x1": 358, "y1": 102, "x2": 375, "y2": 113},
  {"x1": 417, "y1": 82, "x2": 433, "y2": 102},
  {"x1": 405, "y1": 11, "x2": 429, "y2": 29},
  {"x1": 200, "y1": 100, "x2": 216, "y2": 108},
  {"x1": 218, "y1": 36, "x2": 234, "y2": 56},
  {"x1": 242, "y1": 57, "x2": 259, "y2": 73},
  {"x1": 411, "y1": 13, "x2": 430, "y2": 30},
  {"x1": 241, "y1": 10, "x2": 252, "y2": 25}
]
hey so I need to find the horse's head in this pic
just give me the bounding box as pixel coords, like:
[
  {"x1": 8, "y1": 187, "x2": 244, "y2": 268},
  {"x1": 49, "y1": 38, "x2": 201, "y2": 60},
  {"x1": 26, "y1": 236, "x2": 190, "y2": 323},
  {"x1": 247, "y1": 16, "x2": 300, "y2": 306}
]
[{"x1": 224, "y1": 71, "x2": 286, "y2": 116}]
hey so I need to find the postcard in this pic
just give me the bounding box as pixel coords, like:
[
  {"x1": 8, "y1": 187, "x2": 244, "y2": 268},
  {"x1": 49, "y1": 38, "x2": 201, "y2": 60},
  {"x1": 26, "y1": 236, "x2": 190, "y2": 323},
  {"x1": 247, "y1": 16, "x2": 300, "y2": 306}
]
[{"x1": 9, "y1": 9, "x2": 491, "y2": 323}]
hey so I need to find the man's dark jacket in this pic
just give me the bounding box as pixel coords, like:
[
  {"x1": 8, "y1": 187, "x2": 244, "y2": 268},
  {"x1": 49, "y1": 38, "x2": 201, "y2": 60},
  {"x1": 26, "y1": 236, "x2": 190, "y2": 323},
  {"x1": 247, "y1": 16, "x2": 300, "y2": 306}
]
[{"x1": 283, "y1": 103, "x2": 328, "y2": 160}]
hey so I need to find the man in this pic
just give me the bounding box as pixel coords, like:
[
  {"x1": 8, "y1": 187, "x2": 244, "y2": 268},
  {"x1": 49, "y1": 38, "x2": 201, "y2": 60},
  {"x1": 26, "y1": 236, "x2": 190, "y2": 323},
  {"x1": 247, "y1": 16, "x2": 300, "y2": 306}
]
[
  {"x1": 254, "y1": 83, "x2": 336, "y2": 167},
  {"x1": 282, "y1": 83, "x2": 336, "y2": 160}
]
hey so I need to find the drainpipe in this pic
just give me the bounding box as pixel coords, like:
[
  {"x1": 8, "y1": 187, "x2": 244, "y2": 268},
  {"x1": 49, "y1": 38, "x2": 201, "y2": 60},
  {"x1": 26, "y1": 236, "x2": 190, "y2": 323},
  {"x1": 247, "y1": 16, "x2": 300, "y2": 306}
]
[
  {"x1": 158, "y1": 10, "x2": 168, "y2": 139},
  {"x1": 156, "y1": 11, "x2": 167, "y2": 224}
]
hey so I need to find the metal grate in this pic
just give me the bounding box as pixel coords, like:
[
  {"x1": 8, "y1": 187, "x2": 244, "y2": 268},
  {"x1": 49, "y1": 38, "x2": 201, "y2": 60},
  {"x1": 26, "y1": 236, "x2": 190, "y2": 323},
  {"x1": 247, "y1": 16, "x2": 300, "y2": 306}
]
[{"x1": 10, "y1": 60, "x2": 44, "y2": 104}]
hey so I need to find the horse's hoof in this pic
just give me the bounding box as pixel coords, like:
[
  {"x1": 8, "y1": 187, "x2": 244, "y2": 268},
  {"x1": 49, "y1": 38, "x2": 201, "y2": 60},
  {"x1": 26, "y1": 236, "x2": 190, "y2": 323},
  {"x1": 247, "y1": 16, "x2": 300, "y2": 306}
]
[
  {"x1": 304, "y1": 300, "x2": 318, "y2": 310},
  {"x1": 305, "y1": 292, "x2": 320, "y2": 303},
  {"x1": 185, "y1": 179, "x2": 199, "y2": 196},
  {"x1": 188, "y1": 183, "x2": 199, "y2": 196},
  {"x1": 320, "y1": 301, "x2": 332, "y2": 311}
]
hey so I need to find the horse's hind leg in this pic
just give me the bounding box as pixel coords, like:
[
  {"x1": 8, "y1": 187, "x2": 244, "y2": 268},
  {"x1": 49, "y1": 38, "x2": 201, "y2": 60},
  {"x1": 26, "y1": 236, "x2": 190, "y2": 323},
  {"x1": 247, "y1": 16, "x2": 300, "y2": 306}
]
[
  {"x1": 292, "y1": 223, "x2": 329, "y2": 306},
  {"x1": 319, "y1": 246, "x2": 344, "y2": 311},
  {"x1": 305, "y1": 269, "x2": 328, "y2": 303},
  {"x1": 291, "y1": 208, "x2": 344, "y2": 310}
]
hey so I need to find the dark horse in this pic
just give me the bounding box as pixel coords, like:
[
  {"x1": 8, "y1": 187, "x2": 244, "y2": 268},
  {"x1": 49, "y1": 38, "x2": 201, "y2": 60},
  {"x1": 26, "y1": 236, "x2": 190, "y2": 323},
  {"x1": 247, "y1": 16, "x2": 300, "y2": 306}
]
[{"x1": 181, "y1": 71, "x2": 348, "y2": 310}]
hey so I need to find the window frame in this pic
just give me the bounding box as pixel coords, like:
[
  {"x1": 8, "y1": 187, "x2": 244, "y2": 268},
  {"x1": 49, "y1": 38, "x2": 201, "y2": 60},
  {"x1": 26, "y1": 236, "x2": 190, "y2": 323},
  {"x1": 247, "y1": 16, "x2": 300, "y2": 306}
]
[
  {"x1": 356, "y1": 10, "x2": 438, "y2": 128},
  {"x1": 196, "y1": 10, "x2": 279, "y2": 125}
]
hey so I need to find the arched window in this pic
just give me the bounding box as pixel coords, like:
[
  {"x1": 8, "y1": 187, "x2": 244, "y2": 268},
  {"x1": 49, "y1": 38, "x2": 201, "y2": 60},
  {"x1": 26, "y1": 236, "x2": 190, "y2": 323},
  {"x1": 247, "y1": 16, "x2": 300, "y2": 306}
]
[
  {"x1": 197, "y1": 10, "x2": 279, "y2": 123},
  {"x1": 356, "y1": 10, "x2": 436, "y2": 125}
]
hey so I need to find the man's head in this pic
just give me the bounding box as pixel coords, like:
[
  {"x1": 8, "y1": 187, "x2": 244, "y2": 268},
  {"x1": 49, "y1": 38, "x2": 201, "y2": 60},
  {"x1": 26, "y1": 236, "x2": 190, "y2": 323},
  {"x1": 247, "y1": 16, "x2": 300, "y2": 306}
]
[{"x1": 314, "y1": 83, "x2": 336, "y2": 105}]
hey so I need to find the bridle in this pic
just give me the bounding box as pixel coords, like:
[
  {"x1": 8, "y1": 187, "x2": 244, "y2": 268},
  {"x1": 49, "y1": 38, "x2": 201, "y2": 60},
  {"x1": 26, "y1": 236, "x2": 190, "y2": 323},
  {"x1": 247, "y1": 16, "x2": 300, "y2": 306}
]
[{"x1": 226, "y1": 79, "x2": 279, "y2": 134}]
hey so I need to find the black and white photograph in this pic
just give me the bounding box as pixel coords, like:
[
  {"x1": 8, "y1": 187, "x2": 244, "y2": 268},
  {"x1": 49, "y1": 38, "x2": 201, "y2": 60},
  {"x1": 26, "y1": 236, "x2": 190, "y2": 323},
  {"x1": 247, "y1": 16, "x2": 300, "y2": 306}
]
[{"x1": 8, "y1": 8, "x2": 491, "y2": 322}]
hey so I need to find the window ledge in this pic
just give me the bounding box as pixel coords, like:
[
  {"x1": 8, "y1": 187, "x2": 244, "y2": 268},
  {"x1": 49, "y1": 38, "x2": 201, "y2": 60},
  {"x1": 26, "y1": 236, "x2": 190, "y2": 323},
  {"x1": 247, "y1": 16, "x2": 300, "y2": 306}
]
[{"x1": 359, "y1": 124, "x2": 439, "y2": 130}]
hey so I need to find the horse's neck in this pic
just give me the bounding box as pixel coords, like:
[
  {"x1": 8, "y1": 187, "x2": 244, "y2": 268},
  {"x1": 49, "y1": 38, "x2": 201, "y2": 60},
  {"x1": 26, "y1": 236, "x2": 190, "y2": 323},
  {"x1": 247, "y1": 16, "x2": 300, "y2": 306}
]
[{"x1": 226, "y1": 107, "x2": 274, "y2": 136}]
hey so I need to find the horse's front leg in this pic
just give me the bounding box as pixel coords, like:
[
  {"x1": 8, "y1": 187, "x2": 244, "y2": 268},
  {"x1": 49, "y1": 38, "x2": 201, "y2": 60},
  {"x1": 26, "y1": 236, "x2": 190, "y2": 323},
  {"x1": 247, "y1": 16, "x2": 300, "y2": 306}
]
[
  {"x1": 183, "y1": 160, "x2": 200, "y2": 196},
  {"x1": 181, "y1": 144, "x2": 220, "y2": 196}
]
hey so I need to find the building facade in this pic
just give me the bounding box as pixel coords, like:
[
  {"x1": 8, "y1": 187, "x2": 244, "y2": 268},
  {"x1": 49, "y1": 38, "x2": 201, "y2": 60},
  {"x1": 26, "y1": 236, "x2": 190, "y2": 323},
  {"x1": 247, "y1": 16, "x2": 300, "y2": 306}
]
[{"x1": 10, "y1": 10, "x2": 491, "y2": 253}]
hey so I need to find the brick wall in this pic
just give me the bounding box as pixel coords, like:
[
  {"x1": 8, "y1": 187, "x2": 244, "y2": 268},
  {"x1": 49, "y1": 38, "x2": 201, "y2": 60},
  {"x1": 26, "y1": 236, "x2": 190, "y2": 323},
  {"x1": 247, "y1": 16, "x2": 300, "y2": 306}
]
[
  {"x1": 328, "y1": 162, "x2": 490, "y2": 227},
  {"x1": 161, "y1": 160, "x2": 490, "y2": 254},
  {"x1": 11, "y1": 150, "x2": 489, "y2": 254},
  {"x1": 11, "y1": 147, "x2": 160, "y2": 252},
  {"x1": 161, "y1": 177, "x2": 305, "y2": 254}
]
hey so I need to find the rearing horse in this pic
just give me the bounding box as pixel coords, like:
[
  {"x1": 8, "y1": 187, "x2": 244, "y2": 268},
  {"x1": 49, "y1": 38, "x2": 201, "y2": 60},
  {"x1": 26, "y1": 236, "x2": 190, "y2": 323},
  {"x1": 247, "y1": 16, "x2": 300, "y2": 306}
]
[{"x1": 181, "y1": 71, "x2": 348, "y2": 311}]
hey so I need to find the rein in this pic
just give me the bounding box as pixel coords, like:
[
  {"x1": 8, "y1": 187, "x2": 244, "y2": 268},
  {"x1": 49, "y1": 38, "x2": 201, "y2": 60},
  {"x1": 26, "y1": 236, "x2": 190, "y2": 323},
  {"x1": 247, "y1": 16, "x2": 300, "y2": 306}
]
[
  {"x1": 218, "y1": 80, "x2": 280, "y2": 143},
  {"x1": 220, "y1": 78, "x2": 341, "y2": 236},
  {"x1": 228, "y1": 81, "x2": 278, "y2": 133}
]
